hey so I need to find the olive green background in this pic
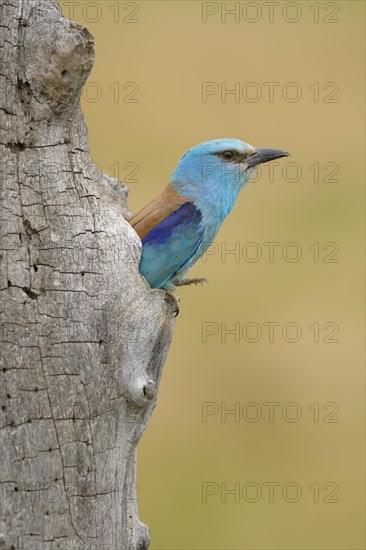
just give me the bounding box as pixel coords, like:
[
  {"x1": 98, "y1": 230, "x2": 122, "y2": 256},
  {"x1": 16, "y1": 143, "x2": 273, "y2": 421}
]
[{"x1": 61, "y1": 1, "x2": 365, "y2": 548}]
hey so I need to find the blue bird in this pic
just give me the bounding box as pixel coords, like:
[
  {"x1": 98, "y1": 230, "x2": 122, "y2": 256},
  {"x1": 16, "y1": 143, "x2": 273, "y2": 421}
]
[{"x1": 131, "y1": 138, "x2": 288, "y2": 292}]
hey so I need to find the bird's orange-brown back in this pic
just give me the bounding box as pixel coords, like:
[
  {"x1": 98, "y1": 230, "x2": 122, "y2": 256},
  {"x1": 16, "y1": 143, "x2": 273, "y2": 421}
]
[{"x1": 130, "y1": 186, "x2": 192, "y2": 240}]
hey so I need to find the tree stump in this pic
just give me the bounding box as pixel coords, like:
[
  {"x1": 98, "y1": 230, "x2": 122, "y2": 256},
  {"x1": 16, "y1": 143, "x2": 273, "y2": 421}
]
[{"x1": 0, "y1": 1, "x2": 175, "y2": 548}]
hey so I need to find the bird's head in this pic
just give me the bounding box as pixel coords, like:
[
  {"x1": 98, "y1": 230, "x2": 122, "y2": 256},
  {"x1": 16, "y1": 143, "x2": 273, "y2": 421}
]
[{"x1": 171, "y1": 138, "x2": 289, "y2": 219}]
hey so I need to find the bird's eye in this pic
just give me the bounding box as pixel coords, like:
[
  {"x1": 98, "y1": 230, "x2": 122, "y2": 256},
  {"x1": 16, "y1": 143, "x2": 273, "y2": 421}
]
[{"x1": 220, "y1": 150, "x2": 235, "y2": 161}]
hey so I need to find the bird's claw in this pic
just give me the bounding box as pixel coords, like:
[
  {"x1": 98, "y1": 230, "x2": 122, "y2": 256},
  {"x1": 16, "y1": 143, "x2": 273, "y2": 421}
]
[
  {"x1": 173, "y1": 278, "x2": 209, "y2": 287},
  {"x1": 164, "y1": 289, "x2": 180, "y2": 317}
]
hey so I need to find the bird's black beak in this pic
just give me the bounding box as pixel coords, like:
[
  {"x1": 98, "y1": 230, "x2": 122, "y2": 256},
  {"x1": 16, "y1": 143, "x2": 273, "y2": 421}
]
[{"x1": 247, "y1": 148, "x2": 289, "y2": 167}]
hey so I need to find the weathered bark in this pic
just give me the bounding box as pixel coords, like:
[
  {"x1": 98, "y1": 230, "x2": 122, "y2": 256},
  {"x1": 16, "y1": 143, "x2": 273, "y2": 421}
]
[{"x1": 0, "y1": 1, "x2": 175, "y2": 548}]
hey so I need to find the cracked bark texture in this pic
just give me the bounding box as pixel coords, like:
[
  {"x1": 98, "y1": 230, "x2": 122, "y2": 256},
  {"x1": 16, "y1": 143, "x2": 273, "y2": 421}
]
[{"x1": 0, "y1": 1, "x2": 175, "y2": 548}]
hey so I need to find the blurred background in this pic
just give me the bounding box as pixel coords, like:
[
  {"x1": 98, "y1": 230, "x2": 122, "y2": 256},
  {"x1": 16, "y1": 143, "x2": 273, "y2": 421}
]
[{"x1": 61, "y1": 2, "x2": 364, "y2": 548}]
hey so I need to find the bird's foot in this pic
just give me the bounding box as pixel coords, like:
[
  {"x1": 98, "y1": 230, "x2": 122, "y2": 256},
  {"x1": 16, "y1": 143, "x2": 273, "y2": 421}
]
[
  {"x1": 173, "y1": 278, "x2": 209, "y2": 287},
  {"x1": 164, "y1": 289, "x2": 180, "y2": 317}
]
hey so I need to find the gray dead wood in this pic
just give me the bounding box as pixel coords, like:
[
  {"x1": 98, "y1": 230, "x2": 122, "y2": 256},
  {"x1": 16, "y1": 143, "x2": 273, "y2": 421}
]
[{"x1": 0, "y1": 1, "x2": 175, "y2": 548}]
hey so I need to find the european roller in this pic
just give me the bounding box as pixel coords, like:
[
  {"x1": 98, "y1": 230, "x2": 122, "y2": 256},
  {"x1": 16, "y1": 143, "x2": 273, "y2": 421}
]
[{"x1": 131, "y1": 138, "x2": 288, "y2": 296}]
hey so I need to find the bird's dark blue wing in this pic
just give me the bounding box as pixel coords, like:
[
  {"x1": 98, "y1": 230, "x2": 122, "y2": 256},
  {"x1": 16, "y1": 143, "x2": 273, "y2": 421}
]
[{"x1": 139, "y1": 202, "x2": 203, "y2": 289}]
